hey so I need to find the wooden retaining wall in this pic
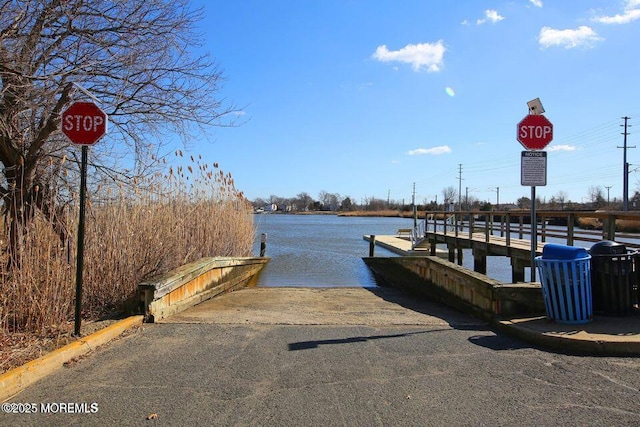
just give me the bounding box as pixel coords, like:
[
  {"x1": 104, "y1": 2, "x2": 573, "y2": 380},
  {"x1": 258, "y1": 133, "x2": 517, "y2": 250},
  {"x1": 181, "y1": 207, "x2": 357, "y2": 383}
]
[
  {"x1": 363, "y1": 256, "x2": 544, "y2": 320},
  {"x1": 138, "y1": 257, "x2": 269, "y2": 322}
]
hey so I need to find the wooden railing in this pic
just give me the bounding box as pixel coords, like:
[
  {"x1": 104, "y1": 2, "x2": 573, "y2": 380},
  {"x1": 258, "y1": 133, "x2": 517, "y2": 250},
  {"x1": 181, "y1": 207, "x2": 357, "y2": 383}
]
[{"x1": 421, "y1": 210, "x2": 640, "y2": 250}]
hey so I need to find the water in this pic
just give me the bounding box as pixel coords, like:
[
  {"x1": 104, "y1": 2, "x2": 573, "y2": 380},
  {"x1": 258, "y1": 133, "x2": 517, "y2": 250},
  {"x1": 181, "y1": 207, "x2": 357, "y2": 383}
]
[
  {"x1": 252, "y1": 215, "x2": 640, "y2": 287},
  {"x1": 252, "y1": 214, "x2": 413, "y2": 287}
]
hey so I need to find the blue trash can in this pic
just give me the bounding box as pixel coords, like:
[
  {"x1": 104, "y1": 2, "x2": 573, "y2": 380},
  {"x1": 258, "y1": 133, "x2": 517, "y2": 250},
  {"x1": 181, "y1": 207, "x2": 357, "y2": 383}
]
[{"x1": 535, "y1": 244, "x2": 593, "y2": 324}]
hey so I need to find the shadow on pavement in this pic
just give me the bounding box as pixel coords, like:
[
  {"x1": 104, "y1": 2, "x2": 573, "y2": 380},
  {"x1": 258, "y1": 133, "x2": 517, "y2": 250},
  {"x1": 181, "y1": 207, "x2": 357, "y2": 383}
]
[
  {"x1": 364, "y1": 285, "x2": 535, "y2": 352},
  {"x1": 364, "y1": 285, "x2": 490, "y2": 331},
  {"x1": 468, "y1": 334, "x2": 532, "y2": 351},
  {"x1": 288, "y1": 329, "x2": 449, "y2": 351}
]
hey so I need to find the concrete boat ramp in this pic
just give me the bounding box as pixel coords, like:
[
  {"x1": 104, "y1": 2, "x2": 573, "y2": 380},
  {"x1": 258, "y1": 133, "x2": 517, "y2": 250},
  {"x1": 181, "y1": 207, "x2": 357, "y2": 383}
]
[{"x1": 160, "y1": 286, "x2": 479, "y2": 327}]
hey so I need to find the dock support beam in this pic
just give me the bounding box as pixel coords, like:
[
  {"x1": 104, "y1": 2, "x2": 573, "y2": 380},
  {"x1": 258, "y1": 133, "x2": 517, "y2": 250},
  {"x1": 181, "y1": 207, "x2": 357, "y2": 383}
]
[
  {"x1": 511, "y1": 258, "x2": 526, "y2": 283},
  {"x1": 473, "y1": 249, "x2": 487, "y2": 274}
]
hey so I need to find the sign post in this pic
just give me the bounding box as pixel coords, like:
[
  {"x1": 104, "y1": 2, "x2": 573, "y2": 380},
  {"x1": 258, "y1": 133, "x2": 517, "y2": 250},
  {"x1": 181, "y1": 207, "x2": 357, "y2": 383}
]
[
  {"x1": 517, "y1": 107, "x2": 552, "y2": 282},
  {"x1": 61, "y1": 101, "x2": 107, "y2": 336}
]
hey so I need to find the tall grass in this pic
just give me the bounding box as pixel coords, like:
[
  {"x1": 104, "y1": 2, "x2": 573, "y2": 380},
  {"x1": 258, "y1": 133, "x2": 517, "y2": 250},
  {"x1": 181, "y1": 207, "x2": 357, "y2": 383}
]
[{"x1": 0, "y1": 154, "x2": 254, "y2": 335}]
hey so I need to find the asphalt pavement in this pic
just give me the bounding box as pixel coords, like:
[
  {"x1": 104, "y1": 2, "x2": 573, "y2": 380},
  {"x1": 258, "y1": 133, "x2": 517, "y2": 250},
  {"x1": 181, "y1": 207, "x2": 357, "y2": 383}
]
[{"x1": 2, "y1": 287, "x2": 640, "y2": 426}]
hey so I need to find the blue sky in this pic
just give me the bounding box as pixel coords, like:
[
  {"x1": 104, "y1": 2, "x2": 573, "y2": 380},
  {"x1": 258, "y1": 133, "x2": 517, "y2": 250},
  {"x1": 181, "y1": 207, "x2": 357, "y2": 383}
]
[{"x1": 187, "y1": 0, "x2": 640, "y2": 206}]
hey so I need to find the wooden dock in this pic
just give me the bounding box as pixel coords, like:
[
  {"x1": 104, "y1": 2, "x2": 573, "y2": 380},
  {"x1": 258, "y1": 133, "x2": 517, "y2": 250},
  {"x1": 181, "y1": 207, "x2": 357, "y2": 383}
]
[
  {"x1": 364, "y1": 231, "x2": 541, "y2": 283},
  {"x1": 366, "y1": 209, "x2": 640, "y2": 284},
  {"x1": 418, "y1": 230, "x2": 545, "y2": 283},
  {"x1": 363, "y1": 235, "x2": 447, "y2": 257}
]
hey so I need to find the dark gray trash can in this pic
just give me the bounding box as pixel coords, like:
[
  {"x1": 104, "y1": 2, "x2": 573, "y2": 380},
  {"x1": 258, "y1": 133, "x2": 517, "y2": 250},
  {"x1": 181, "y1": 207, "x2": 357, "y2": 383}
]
[
  {"x1": 589, "y1": 241, "x2": 637, "y2": 316},
  {"x1": 535, "y1": 244, "x2": 592, "y2": 324}
]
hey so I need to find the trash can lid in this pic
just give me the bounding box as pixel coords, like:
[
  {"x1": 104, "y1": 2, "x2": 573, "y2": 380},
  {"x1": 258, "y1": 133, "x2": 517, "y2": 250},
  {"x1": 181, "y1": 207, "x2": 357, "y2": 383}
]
[
  {"x1": 589, "y1": 240, "x2": 626, "y2": 255},
  {"x1": 542, "y1": 243, "x2": 589, "y2": 260}
]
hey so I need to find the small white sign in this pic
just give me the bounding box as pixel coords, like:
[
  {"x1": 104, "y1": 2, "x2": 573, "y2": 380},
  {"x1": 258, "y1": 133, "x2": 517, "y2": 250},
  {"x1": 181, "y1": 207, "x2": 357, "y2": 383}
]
[{"x1": 521, "y1": 151, "x2": 547, "y2": 186}]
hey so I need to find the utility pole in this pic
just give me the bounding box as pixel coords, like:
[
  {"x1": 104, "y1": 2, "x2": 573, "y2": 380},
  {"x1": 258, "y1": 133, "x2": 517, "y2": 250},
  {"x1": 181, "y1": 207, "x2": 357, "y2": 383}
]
[
  {"x1": 457, "y1": 164, "x2": 463, "y2": 211},
  {"x1": 605, "y1": 185, "x2": 612, "y2": 206},
  {"x1": 412, "y1": 182, "x2": 417, "y2": 229},
  {"x1": 618, "y1": 116, "x2": 633, "y2": 211},
  {"x1": 465, "y1": 187, "x2": 469, "y2": 211}
]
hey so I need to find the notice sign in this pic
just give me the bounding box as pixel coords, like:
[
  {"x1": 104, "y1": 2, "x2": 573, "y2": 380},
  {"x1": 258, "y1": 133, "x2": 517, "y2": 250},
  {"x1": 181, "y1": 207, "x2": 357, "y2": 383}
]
[{"x1": 521, "y1": 151, "x2": 547, "y2": 186}]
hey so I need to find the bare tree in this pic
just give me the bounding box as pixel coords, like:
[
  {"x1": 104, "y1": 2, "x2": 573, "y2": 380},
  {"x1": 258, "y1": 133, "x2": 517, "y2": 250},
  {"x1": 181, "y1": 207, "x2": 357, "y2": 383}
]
[
  {"x1": 587, "y1": 186, "x2": 606, "y2": 209},
  {"x1": 442, "y1": 186, "x2": 457, "y2": 208},
  {"x1": 549, "y1": 190, "x2": 568, "y2": 210},
  {"x1": 0, "y1": 0, "x2": 236, "y2": 261},
  {"x1": 318, "y1": 190, "x2": 340, "y2": 211},
  {"x1": 517, "y1": 196, "x2": 531, "y2": 209},
  {"x1": 294, "y1": 192, "x2": 313, "y2": 211}
]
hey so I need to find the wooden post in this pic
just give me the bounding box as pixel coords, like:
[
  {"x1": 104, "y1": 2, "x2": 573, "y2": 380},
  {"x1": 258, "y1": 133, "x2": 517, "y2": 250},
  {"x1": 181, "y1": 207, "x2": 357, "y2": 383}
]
[
  {"x1": 606, "y1": 215, "x2": 616, "y2": 240},
  {"x1": 484, "y1": 219, "x2": 490, "y2": 242},
  {"x1": 518, "y1": 215, "x2": 524, "y2": 239},
  {"x1": 567, "y1": 213, "x2": 574, "y2": 246},
  {"x1": 511, "y1": 257, "x2": 526, "y2": 283},
  {"x1": 260, "y1": 233, "x2": 267, "y2": 257},
  {"x1": 448, "y1": 245, "x2": 455, "y2": 263},
  {"x1": 369, "y1": 235, "x2": 376, "y2": 257},
  {"x1": 490, "y1": 212, "x2": 494, "y2": 237},
  {"x1": 455, "y1": 212, "x2": 459, "y2": 237}
]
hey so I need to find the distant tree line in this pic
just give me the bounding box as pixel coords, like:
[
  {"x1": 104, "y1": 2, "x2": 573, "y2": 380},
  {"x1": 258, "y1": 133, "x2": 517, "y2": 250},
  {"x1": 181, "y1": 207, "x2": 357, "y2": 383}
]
[
  {"x1": 251, "y1": 184, "x2": 640, "y2": 213},
  {"x1": 251, "y1": 191, "x2": 424, "y2": 213}
]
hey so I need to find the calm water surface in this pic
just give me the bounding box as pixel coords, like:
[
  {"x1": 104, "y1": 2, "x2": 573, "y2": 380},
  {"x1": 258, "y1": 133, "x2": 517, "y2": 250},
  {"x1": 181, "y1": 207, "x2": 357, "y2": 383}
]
[
  {"x1": 252, "y1": 214, "x2": 541, "y2": 286},
  {"x1": 253, "y1": 214, "x2": 640, "y2": 287},
  {"x1": 252, "y1": 214, "x2": 412, "y2": 287}
]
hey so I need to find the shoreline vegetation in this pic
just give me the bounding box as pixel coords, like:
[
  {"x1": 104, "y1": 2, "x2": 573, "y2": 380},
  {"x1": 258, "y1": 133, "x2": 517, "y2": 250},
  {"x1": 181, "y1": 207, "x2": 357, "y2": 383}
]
[{"x1": 0, "y1": 155, "x2": 254, "y2": 374}]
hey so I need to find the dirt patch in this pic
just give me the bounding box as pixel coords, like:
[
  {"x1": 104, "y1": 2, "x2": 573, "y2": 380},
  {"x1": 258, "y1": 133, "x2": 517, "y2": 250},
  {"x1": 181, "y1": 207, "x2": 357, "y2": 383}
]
[{"x1": 0, "y1": 315, "x2": 124, "y2": 374}]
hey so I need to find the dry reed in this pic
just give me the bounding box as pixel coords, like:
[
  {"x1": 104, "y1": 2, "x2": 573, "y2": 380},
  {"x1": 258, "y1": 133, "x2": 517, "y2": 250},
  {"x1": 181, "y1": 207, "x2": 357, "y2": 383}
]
[{"x1": 0, "y1": 154, "x2": 255, "y2": 337}]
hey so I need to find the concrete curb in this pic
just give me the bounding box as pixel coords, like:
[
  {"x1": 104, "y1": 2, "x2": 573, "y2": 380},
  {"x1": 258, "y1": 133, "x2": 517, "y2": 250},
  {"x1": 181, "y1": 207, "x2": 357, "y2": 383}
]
[
  {"x1": 493, "y1": 318, "x2": 640, "y2": 356},
  {"x1": 0, "y1": 315, "x2": 144, "y2": 402}
]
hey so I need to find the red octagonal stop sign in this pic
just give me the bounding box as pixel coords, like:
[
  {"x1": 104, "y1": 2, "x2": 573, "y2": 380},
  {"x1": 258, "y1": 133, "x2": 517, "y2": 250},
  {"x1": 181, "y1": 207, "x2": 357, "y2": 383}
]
[
  {"x1": 61, "y1": 101, "x2": 108, "y2": 145},
  {"x1": 517, "y1": 114, "x2": 553, "y2": 150}
]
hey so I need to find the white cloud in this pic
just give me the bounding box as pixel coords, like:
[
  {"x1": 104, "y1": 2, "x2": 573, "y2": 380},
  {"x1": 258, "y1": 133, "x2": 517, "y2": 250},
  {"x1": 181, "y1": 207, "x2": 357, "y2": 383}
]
[
  {"x1": 529, "y1": 0, "x2": 543, "y2": 7},
  {"x1": 407, "y1": 146, "x2": 451, "y2": 156},
  {"x1": 372, "y1": 41, "x2": 446, "y2": 72},
  {"x1": 547, "y1": 145, "x2": 577, "y2": 152},
  {"x1": 593, "y1": 0, "x2": 640, "y2": 24},
  {"x1": 539, "y1": 26, "x2": 603, "y2": 49},
  {"x1": 477, "y1": 9, "x2": 505, "y2": 25}
]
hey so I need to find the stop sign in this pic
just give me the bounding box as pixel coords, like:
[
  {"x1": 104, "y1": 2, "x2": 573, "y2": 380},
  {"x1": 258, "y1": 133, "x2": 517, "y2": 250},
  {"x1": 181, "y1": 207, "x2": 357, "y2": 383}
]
[
  {"x1": 61, "y1": 101, "x2": 108, "y2": 145},
  {"x1": 517, "y1": 114, "x2": 553, "y2": 150}
]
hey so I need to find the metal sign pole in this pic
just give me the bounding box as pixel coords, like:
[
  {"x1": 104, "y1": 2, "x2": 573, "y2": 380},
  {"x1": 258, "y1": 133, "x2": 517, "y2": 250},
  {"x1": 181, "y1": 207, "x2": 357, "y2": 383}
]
[
  {"x1": 74, "y1": 145, "x2": 88, "y2": 336},
  {"x1": 530, "y1": 185, "x2": 536, "y2": 282}
]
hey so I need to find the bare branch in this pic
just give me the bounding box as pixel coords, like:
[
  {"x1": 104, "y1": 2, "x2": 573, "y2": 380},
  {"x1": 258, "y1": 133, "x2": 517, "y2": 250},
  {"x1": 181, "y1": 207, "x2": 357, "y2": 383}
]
[{"x1": 0, "y1": 0, "x2": 235, "y2": 259}]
